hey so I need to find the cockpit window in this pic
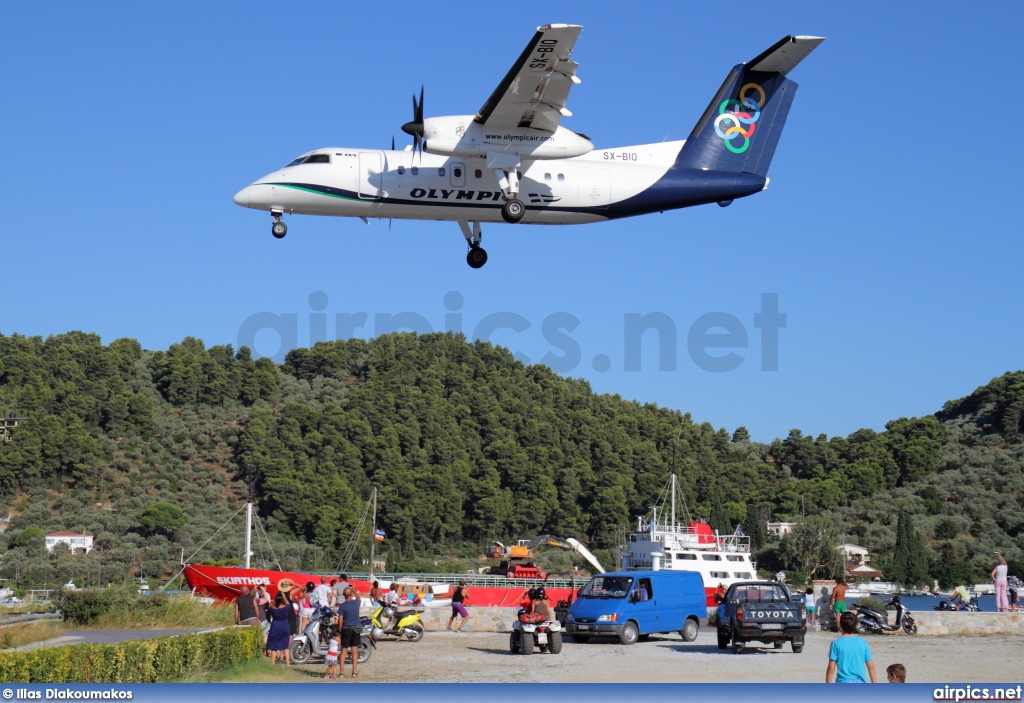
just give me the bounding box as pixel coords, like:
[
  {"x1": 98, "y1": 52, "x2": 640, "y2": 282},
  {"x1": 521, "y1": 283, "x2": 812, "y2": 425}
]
[{"x1": 285, "y1": 153, "x2": 331, "y2": 167}]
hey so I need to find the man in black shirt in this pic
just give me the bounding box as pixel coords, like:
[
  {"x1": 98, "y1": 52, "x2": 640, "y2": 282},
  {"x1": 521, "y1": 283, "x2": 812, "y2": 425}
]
[{"x1": 234, "y1": 585, "x2": 261, "y2": 627}]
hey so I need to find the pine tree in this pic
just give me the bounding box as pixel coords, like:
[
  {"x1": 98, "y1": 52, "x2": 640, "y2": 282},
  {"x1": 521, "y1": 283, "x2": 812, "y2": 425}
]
[{"x1": 743, "y1": 504, "x2": 768, "y2": 552}]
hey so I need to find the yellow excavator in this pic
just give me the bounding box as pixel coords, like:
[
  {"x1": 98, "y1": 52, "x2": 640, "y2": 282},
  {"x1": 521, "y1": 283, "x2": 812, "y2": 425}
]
[{"x1": 487, "y1": 535, "x2": 606, "y2": 578}]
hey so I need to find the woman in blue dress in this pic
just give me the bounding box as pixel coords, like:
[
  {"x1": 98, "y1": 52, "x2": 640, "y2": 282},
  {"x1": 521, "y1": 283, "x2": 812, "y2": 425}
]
[{"x1": 266, "y1": 592, "x2": 293, "y2": 665}]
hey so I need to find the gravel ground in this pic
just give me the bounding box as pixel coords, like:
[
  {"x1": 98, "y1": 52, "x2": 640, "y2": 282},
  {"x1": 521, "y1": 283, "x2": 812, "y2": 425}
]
[{"x1": 293, "y1": 628, "x2": 1023, "y2": 683}]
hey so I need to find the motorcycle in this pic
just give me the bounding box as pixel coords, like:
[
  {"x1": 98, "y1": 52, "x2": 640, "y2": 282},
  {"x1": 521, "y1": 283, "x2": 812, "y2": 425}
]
[
  {"x1": 509, "y1": 609, "x2": 563, "y2": 655},
  {"x1": 854, "y1": 595, "x2": 917, "y2": 634},
  {"x1": 934, "y1": 599, "x2": 980, "y2": 612},
  {"x1": 289, "y1": 606, "x2": 376, "y2": 665},
  {"x1": 369, "y1": 603, "x2": 425, "y2": 641}
]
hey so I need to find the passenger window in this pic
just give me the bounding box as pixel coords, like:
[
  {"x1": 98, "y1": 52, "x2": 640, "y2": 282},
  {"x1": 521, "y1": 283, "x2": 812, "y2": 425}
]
[
  {"x1": 454, "y1": 168, "x2": 462, "y2": 178},
  {"x1": 727, "y1": 555, "x2": 743, "y2": 562},
  {"x1": 710, "y1": 571, "x2": 729, "y2": 579},
  {"x1": 557, "y1": 173, "x2": 564, "y2": 182},
  {"x1": 411, "y1": 167, "x2": 419, "y2": 175},
  {"x1": 438, "y1": 168, "x2": 445, "y2": 176},
  {"x1": 636, "y1": 578, "x2": 652, "y2": 601},
  {"x1": 702, "y1": 554, "x2": 722, "y2": 561},
  {"x1": 677, "y1": 553, "x2": 696, "y2": 560},
  {"x1": 475, "y1": 169, "x2": 482, "y2": 178},
  {"x1": 398, "y1": 166, "x2": 405, "y2": 175},
  {"x1": 544, "y1": 173, "x2": 551, "y2": 182},
  {"x1": 734, "y1": 572, "x2": 752, "y2": 579}
]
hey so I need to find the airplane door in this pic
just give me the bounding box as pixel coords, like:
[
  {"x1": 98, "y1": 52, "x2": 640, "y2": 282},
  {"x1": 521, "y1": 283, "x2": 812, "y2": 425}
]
[
  {"x1": 358, "y1": 152, "x2": 382, "y2": 199},
  {"x1": 578, "y1": 168, "x2": 610, "y2": 209},
  {"x1": 450, "y1": 162, "x2": 466, "y2": 188}
]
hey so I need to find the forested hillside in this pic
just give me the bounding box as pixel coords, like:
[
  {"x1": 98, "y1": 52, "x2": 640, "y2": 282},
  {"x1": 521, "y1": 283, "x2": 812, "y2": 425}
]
[{"x1": 0, "y1": 331, "x2": 1021, "y2": 591}]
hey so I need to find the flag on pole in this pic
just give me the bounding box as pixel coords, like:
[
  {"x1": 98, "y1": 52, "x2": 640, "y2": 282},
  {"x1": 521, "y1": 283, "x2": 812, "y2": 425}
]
[{"x1": 374, "y1": 528, "x2": 386, "y2": 542}]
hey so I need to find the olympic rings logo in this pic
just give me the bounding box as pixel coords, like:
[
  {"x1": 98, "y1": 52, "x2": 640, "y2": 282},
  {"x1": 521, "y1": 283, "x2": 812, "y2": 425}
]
[
  {"x1": 713, "y1": 83, "x2": 766, "y2": 154},
  {"x1": 455, "y1": 121, "x2": 466, "y2": 137}
]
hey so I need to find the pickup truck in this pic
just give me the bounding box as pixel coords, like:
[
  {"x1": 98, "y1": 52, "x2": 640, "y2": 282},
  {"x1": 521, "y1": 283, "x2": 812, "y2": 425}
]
[{"x1": 717, "y1": 581, "x2": 806, "y2": 654}]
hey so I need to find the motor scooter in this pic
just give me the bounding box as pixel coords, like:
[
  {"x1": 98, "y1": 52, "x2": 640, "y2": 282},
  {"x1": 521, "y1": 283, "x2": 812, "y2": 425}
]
[
  {"x1": 934, "y1": 599, "x2": 980, "y2": 612},
  {"x1": 369, "y1": 603, "x2": 425, "y2": 641},
  {"x1": 854, "y1": 595, "x2": 917, "y2": 634},
  {"x1": 289, "y1": 606, "x2": 376, "y2": 664}
]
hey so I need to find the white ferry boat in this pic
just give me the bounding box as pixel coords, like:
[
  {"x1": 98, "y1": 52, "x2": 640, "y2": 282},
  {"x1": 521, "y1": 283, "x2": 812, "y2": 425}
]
[{"x1": 619, "y1": 474, "x2": 756, "y2": 606}]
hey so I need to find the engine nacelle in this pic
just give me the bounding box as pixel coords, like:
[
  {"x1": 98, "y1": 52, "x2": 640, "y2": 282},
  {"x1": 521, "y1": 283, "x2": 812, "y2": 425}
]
[{"x1": 421, "y1": 116, "x2": 593, "y2": 160}]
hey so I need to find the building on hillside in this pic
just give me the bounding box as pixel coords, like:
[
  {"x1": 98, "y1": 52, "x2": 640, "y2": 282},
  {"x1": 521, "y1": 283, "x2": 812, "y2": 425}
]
[
  {"x1": 846, "y1": 563, "x2": 884, "y2": 581},
  {"x1": 767, "y1": 521, "x2": 798, "y2": 537},
  {"x1": 837, "y1": 543, "x2": 870, "y2": 565},
  {"x1": 45, "y1": 532, "x2": 93, "y2": 554}
]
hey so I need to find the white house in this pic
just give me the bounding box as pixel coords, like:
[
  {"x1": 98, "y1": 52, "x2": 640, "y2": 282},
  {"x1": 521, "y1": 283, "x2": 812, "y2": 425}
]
[
  {"x1": 767, "y1": 521, "x2": 799, "y2": 537},
  {"x1": 45, "y1": 532, "x2": 93, "y2": 554},
  {"x1": 837, "y1": 543, "x2": 870, "y2": 565}
]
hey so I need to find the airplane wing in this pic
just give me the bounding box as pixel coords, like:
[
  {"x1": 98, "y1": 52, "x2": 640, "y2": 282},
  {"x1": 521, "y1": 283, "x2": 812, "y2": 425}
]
[{"x1": 473, "y1": 24, "x2": 583, "y2": 133}]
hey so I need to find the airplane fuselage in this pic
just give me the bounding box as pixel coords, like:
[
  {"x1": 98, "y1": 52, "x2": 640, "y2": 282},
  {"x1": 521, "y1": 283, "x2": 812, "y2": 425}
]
[{"x1": 233, "y1": 139, "x2": 767, "y2": 226}]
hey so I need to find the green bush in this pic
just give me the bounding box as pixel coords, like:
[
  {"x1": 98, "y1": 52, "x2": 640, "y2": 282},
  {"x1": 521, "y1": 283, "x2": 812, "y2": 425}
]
[
  {"x1": 56, "y1": 588, "x2": 135, "y2": 624},
  {"x1": 0, "y1": 626, "x2": 262, "y2": 683}
]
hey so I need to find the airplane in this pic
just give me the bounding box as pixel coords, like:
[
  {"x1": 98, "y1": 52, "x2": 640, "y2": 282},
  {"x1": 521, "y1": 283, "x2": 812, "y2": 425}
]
[{"x1": 233, "y1": 27, "x2": 824, "y2": 268}]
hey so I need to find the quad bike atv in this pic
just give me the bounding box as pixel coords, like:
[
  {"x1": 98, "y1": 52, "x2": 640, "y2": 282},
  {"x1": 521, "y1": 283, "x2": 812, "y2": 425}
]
[{"x1": 509, "y1": 610, "x2": 563, "y2": 655}]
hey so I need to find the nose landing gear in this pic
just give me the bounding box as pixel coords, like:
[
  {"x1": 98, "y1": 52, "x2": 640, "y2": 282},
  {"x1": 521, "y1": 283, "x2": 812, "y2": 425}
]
[
  {"x1": 271, "y1": 211, "x2": 287, "y2": 239},
  {"x1": 501, "y1": 198, "x2": 525, "y2": 224}
]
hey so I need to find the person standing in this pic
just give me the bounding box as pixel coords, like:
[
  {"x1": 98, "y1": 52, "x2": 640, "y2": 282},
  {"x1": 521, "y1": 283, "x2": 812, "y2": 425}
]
[
  {"x1": 255, "y1": 585, "x2": 271, "y2": 651},
  {"x1": 826, "y1": 611, "x2": 878, "y2": 683},
  {"x1": 447, "y1": 579, "x2": 471, "y2": 632},
  {"x1": 333, "y1": 574, "x2": 353, "y2": 604},
  {"x1": 1007, "y1": 573, "x2": 1021, "y2": 613},
  {"x1": 288, "y1": 591, "x2": 301, "y2": 644},
  {"x1": 313, "y1": 577, "x2": 332, "y2": 613},
  {"x1": 830, "y1": 579, "x2": 849, "y2": 631},
  {"x1": 805, "y1": 587, "x2": 817, "y2": 628},
  {"x1": 337, "y1": 587, "x2": 362, "y2": 678},
  {"x1": 234, "y1": 585, "x2": 261, "y2": 627},
  {"x1": 993, "y1": 553, "x2": 1009, "y2": 612},
  {"x1": 300, "y1": 583, "x2": 314, "y2": 631},
  {"x1": 370, "y1": 580, "x2": 384, "y2": 606},
  {"x1": 266, "y1": 592, "x2": 293, "y2": 666}
]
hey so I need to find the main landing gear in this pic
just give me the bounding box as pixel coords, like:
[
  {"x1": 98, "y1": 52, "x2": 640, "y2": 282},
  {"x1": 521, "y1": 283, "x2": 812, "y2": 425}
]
[
  {"x1": 458, "y1": 221, "x2": 487, "y2": 269},
  {"x1": 271, "y1": 211, "x2": 287, "y2": 239},
  {"x1": 493, "y1": 165, "x2": 525, "y2": 224}
]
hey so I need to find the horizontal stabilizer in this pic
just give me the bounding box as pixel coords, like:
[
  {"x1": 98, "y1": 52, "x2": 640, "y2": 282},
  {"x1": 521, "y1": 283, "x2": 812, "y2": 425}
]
[{"x1": 747, "y1": 35, "x2": 824, "y2": 75}]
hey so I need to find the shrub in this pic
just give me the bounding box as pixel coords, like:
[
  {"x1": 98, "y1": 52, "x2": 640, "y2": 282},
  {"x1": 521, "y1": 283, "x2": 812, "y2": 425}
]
[
  {"x1": 0, "y1": 626, "x2": 262, "y2": 683},
  {"x1": 56, "y1": 588, "x2": 135, "y2": 624}
]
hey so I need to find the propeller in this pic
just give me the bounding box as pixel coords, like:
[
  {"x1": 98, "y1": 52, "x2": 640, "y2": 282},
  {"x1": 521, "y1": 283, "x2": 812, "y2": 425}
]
[{"x1": 401, "y1": 85, "x2": 425, "y2": 158}]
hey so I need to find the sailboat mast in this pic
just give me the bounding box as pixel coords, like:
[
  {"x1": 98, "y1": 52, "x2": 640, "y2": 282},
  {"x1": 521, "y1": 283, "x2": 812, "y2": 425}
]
[
  {"x1": 244, "y1": 465, "x2": 253, "y2": 569},
  {"x1": 671, "y1": 474, "x2": 676, "y2": 532},
  {"x1": 368, "y1": 487, "x2": 377, "y2": 581}
]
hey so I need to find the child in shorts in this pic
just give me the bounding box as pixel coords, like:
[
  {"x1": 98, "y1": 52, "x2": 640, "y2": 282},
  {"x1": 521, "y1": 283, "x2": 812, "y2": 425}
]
[
  {"x1": 805, "y1": 588, "x2": 816, "y2": 627},
  {"x1": 323, "y1": 632, "x2": 340, "y2": 680}
]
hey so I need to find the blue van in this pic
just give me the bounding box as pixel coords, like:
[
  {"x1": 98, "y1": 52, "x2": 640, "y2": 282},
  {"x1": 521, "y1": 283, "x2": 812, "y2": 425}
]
[{"x1": 564, "y1": 570, "x2": 707, "y2": 645}]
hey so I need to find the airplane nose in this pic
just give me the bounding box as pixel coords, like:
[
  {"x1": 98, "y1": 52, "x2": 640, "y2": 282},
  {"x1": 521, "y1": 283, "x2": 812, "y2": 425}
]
[{"x1": 233, "y1": 186, "x2": 252, "y2": 207}]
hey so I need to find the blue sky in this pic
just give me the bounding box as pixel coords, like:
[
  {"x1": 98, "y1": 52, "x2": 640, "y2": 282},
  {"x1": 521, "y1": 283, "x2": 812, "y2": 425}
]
[{"x1": 2, "y1": 1, "x2": 1020, "y2": 442}]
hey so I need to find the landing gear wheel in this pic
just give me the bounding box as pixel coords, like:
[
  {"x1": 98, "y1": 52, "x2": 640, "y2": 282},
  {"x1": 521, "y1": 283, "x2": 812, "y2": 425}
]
[
  {"x1": 519, "y1": 632, "x2": 534, "y2": 655},
  {"x1": 466, "y1": 247, "x2": 488, "y2": 268},
  {"x1": 501, "y1": 198, "x2": 525, "y2": 224},
  {"x1": 618, "y1": 621, "x2": 639, "y2": 645},
  {"x1": 548, "y1": 631, "x2": 563, "y2": 654},
  {"x1": 571, "y1": 635, "x2": 590, "y2": 644},
  {"x1": 272, "y1": 220, "x2": 287, "y2": 238}
]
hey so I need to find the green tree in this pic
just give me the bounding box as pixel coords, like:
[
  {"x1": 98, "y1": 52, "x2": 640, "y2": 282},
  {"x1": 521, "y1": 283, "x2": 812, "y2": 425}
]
[
  {"x1": 778, "y1": 516, "x2": 841, "y2": 579},
  {"x1": 135, "y1": 503, "x2": 188, "y2": 537},
  {"x1": 891, "y1": 507, "x2": 929, "y2": 586}
]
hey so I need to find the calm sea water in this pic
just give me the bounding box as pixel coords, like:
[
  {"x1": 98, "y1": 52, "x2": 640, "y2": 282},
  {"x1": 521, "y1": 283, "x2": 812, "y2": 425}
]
[{"x1": 850, "y1": 594, "x2": 1003, "y2": 613}]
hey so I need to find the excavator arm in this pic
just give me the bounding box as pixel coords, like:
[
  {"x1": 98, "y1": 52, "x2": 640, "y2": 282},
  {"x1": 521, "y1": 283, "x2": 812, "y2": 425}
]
[{"x1": 527, "y1": 535, "x2": 606, "y2": 574}]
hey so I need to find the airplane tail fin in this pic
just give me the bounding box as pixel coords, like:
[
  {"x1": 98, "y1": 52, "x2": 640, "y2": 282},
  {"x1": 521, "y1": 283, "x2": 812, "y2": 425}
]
[{"x1": 675, "y1": 36, "x2": 824, "y2": 177}]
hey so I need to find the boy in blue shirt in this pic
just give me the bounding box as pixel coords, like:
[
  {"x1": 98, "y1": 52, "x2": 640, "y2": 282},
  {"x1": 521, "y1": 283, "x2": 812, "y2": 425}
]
[{"x1": 826, "y1": 611, "x2": 877, "y2": 683}]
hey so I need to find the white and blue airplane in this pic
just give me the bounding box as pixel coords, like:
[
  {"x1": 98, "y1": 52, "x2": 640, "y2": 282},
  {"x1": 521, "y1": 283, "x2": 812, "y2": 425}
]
[{"x1": 233, "y1": 27, "x2": 823, "y2": 268}]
